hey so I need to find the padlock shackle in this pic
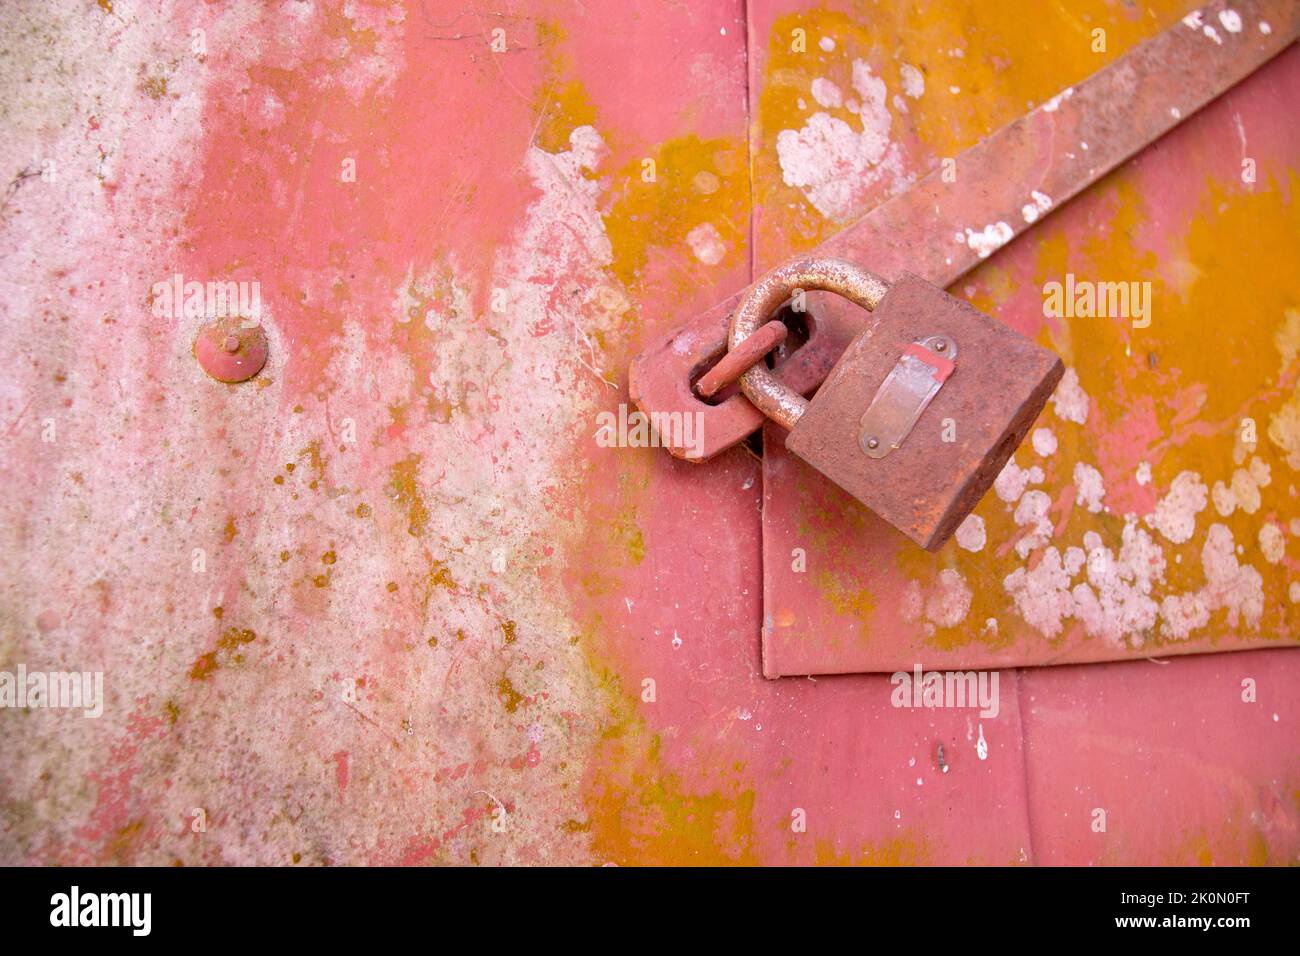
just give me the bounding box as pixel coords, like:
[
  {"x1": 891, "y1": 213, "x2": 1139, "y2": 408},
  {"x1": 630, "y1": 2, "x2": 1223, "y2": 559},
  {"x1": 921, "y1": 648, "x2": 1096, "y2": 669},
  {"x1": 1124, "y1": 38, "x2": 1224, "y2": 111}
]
[{"x1": 729, "y1": 257, "x2": 889, "y2": 430}]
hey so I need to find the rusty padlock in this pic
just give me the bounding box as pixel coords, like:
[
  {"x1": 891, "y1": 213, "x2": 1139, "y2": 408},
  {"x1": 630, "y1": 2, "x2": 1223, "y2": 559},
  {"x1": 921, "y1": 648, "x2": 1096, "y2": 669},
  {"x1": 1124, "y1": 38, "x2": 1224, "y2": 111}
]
[{"x1": 730, "y1": 257, "x2": 1064, "y2": 551}]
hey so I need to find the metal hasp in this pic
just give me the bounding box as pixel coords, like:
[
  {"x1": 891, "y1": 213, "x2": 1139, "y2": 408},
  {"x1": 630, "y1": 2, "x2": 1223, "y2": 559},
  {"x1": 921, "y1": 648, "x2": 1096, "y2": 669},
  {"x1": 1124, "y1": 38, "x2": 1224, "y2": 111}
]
[
  {"x1": 858, "y1": 335, "x2": 957, "y2": 459},
  {"x1": 783, "y1": 274, "x2": 1063, "y2": 552}
]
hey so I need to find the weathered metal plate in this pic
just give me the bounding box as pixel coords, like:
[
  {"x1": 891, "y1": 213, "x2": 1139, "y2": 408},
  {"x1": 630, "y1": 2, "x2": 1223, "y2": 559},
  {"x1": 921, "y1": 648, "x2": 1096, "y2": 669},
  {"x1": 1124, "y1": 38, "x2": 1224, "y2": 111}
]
[{"x1": 759, "y1": 10, "x2": 1300, "y2": 675}]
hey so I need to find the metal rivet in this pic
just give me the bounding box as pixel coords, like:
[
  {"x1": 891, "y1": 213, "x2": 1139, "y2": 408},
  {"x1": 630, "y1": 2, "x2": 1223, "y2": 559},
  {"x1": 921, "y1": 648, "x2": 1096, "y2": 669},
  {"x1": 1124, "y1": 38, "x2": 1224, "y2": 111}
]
[
  {"x1": 934, "y1": 340, "x2": 946, "y2": 351},
  {"x1": 195, "y1": 319, "x2": 268, "y2": 384},
  {"x1": 866, "y1": 437, "x2": 879, "y2": 449}
]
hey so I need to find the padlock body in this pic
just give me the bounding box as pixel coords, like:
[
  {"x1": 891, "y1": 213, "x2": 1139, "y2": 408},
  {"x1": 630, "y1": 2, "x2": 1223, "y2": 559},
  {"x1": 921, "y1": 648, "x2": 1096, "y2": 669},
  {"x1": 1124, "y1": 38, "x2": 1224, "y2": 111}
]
[{"x1": 785, "y1": 272, "x2": 1064, "y2": 551}]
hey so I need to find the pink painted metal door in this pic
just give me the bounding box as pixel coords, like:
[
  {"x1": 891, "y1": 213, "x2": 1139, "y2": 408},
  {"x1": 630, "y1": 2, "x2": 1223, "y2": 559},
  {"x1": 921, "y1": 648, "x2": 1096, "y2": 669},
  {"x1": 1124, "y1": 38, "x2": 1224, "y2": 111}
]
[{"x1": 0, "y1": 0, "x2": 1294, "y2": 868}]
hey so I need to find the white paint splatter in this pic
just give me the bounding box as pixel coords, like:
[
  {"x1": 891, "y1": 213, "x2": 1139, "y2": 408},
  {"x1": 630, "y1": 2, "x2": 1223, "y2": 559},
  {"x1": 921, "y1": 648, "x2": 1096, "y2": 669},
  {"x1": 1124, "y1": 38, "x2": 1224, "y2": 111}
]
[
  {"x1": 1259, "y1": 21, "x2": 1272, "y2": 35},
  {"x1": 1021, "y1": 190, "x2": 1052, "y2": 223},
  {"x1": 925, "y1": 568, "x2": 973, "y2": 627},
  {"x1": 685, "y1": 223, "x2": 726, "y2": 265},
  {"x1": 1159, "y1": 591, "x2": 1210, "y2": 640},
  {"x1": 1050, "y1": 367, "x2": 1090, "y2": 424},
  {"x1": 1259, "y1": 523, "x2": 1285, "y2": 564},
  {"x1": 1003, "y1": 546, "x2": 1075, "y2": 637},
  {"x1": 995, "y1": 458, "x2": 1044, "y2": 503},
  {"x1": 1267, "y1": 391, "x2": 1300, "y2": 470},
  {"x1": 810, "y1": 77, "x2": 842, "y2": 109},
  {"x1": 963, "y1": 221, "x2": 1013, "y2": 259},
  {"x1": 819, "y1": 36, "x2": 835, "y2": 52},
  {"x1": 1145, "y1": 470, "x2": 1208, "y2": 544},
  {"x1": 976, "y1": 724, "x2": 988, "y2": 761},
  {"x1": 1136, "y1": 461, "x2": 1152, "y2": 486},
  {"x1": 1004, "y1": 520, "x2": 1172, "y2": 647},
  {"x1": 775, "y1": 60, "x2": 904, "y2": 220},
  {"x1": 955, "y1": 513, "x2": 986, "y2": 552},
  {"x1": 1042, "y1": 87, "x2": 1074, "y2": 112},
  {"x1": 1218, "y1": 9, "x2": 1242, "y2": 33},
  {"x1": 1182, "y1": 11, "x2": 1204, "y2": 30},
  {"x1": 1203, "y1": 25, "x2": 1223, "y2": 44},
  {"x1": 1031, "y1": 427, "x2": 1057, "y2": 457},
  {"x1": 1216, "y1": 460, "x2": 1269, "y2": 517},
  {"x1": 1075, "y1": 521, "x2": 1166, "y2": 647},
  {"x1": 1074, "y1": 462, "x2": 1106, "y2": 513},
  {"x1": 899, "y1": 63, "x2": 925, "y2": 98},
  {"x1": 1014, "y1": 490, "x2": 1054, "y2": 558},
  {"x1": 1161, "y1": 525, "x2": 1264, "y2": 639},
  {"x1": 900, "y1": 579, "x2": 924, "y2": 623}
]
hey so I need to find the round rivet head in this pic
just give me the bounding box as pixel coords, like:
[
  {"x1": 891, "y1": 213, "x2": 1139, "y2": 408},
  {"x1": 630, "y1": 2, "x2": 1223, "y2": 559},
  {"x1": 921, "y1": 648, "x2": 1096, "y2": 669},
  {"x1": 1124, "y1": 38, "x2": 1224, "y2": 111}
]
[
  {"x1": 195, "y1": 319, "x2": 268, "y2": 383},
  {"x1": 866, "y1": 437, "x2": 880, "y2": 449}
]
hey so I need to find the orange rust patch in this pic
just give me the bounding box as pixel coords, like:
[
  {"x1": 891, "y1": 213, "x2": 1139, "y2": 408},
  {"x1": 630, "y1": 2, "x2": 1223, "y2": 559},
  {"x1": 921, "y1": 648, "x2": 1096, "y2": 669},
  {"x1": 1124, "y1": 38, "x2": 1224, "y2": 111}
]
[
  {"x1": 388, "y1": 455, "x2": 429, "y2": 537},
  {"x1": 497, "y1": 676, "x2": 526, "y2": 713},
  {"x1": 190, "y1": 627, "x2": 257, "y2": 680}
]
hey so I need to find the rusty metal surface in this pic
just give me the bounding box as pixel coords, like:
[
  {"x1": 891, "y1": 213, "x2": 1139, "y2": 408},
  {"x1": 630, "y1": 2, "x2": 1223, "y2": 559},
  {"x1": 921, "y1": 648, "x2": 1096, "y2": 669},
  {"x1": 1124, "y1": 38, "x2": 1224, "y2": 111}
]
[
  {"x1": 193, "y1": 319, "x2": 269, "y2": 384},
  {"x1": 695, "y1": 319, "x2": 787, "y2": 400},
  {"x1": 630, "y1": 0, "x2": 1300, "y2": 460},
  {"x1": 759, "y1": 9, "x2": 1300, "y2": 674},
  {"x1": 0, "y1": 0, "x2": 1296, "y2": 870},
  {"x1": 731, "y1": 256, "x2": 889, "y2": 430},
  {"x1": 783, "y1": 273, "x2": 1063, "y2": 553}
]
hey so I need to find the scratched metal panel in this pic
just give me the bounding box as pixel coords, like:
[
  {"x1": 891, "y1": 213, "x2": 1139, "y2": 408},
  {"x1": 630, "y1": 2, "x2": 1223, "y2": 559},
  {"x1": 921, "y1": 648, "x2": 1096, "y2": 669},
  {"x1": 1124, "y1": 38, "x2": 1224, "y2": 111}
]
[{"x1": 754, "y1": 1, "x2": 1300, "y2": 674}]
